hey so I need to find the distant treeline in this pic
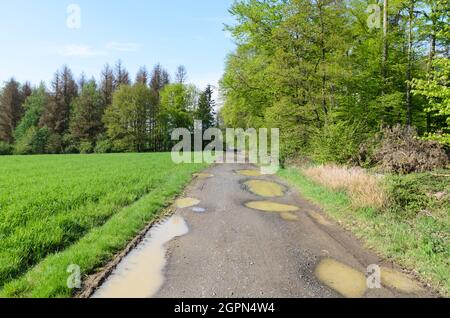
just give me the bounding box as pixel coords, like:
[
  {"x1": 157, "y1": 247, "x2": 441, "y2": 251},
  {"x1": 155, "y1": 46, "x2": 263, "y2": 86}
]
[{"x1": 0, "y1": 62, "x2": 216, "y2": 155}]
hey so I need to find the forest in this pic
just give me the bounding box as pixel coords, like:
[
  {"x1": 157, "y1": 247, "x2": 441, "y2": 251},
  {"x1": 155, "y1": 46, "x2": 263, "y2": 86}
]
[
  {"x1": 0, "y1": 63, "x2": 216, "y2": 155},
  {"x1": 220, "y1": 0, "x2": 449, "y2": 169}
]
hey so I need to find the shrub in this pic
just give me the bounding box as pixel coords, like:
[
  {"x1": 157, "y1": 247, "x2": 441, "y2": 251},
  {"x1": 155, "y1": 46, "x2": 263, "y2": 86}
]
[
  {"x1": 79, "y1": 141, "x2": 94, "y2": 154},
  {"x1": 62, "y1": 134, "x2": 78, "y2": 154},
  {"x1": 14, "y1": 127, "x2": 49, "y2": 155},
  {"x1": 94, "y1": 139, "x2": 112, "y2": 154},
  {"x1": 385, "y1": 172, "x2": 449, "y2": 219},
  {"x1": 0, "y1": 141, "x2": 13, "y2": 155},
  {"x1": 308, "y1": 121, "x2": 365, "y2": 165},
  {"x1": 46, "y1": 133, "x2": 63, "y2": 154},
  {"x1": 303, "y1": 165, "x2": 386, "y2": 209},
  {"x1": 373, "y1": 125, "x2": 448, "y2": 174}
]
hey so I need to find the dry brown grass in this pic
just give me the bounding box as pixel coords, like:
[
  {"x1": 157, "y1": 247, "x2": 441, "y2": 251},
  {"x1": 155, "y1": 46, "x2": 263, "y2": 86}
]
[{"x1": 303, "y1": 165, "x2": 386, "y2": 209}]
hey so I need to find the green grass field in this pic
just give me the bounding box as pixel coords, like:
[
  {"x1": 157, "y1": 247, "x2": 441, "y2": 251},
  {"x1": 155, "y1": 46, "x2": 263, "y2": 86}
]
[{"x1": 0, "y1": 153, "x2": 206, "y2": 297}]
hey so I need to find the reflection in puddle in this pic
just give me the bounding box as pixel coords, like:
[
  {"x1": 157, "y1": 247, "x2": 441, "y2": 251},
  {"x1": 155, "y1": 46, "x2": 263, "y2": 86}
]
[
  {"x1": 244, "y1": 180, "x2": 285, "y2": 198},
  {"x1": 280, "y1": 212, "x2": 299, "y2": 221},
  {"x1": 192, "y1": 207, "x2": 206, "y2": 213},
  {"x1": 175, "y1": 198, "x2": 200, "y2": 209},
  {"x1": 92, "y1": 215, "x2": 189, "y2": 298},
  {"x1": 381, "y1": 267, "x2": 424, "y2": 294},
  {"x1": 315, "y1": 259, "x2": 367, "y2": 298},
  {"x1": 237, "y1": 170, "x2": 263, "y2": 177},
  {"x1": 245, "y1": 201, "x2": 299, "y2": 212}
]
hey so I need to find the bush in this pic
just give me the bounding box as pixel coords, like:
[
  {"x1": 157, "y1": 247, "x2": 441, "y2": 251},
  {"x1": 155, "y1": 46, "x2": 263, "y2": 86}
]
[
  {"x1": 385, "y1": 172, "x2": 449, "y2": 219},
  {"x1": 0, "y1": 141, "x2": 13, "y2": 155},
  {"x1": 372, "y1": 125, "x2": 448, "y2": 174},
  {"x1": 14, "y1": 127, "x2": 49, "y2": 155},
  {"x1": 94, "y1": 139, "x2": 112, "y2": 154},
  {"x1": 62, "y1": 134, "x2": 78, "y2": 154},
  {"x1": 46, "y1": 134, "x2": 63, "y2": 154},
  {"x1": 79, "y1": 141, "x2": 94, "y2": 154},
  {"x1": 308, "y1": 121, "x2": 365, "y2": 165}
]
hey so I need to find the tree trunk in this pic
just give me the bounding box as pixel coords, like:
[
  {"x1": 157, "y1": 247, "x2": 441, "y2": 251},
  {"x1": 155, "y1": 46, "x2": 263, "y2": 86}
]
[
  {"x1": 426, "y1": 18, "x2": 436, "y2": 133},
  {"x1": 406, "y1": 1, "x2": 414, "y2": 127},
  {"x1": 382, "y1": 0, "x2": 389, "y2": 93}
]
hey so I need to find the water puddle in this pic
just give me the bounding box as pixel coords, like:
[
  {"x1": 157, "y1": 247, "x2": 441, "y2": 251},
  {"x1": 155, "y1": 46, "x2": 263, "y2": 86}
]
[
  {"x1": 244, "y1": 180, "x2": 285, "y2": 198},
  {"x1": 381, "y1": 267, "x2": 424, "y2": 294},
  {"x1": 193, "y1": 173, "x2": 214, "y2": 179},
  {"x1": 245, "y1": 201, "x2": 299, "y2": 213},
  {"x1": 315, "y1": 258, "x2": 367, "y2": 298},
  {"x1": 92, "y1": 215, "x2": 189, "y2": 298},
  {"x1": 175, "y1": 198, "x2": 200, "y2": 209},
  {"x1": 280, "y1": 212, "x2": 299, "y2": 221},
  {"x1": 236, "y1": 170, "x2": 263, "y2": 177}
]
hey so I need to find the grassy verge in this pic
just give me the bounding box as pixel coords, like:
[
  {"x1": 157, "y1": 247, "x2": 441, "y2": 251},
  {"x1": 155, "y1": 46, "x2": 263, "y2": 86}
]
[
  {"x1": 0, "y1": 153, "x2": 207, "y2": 298},
  {"x1": 278, "y1": 167, "x2": 449, "y2": 297}
]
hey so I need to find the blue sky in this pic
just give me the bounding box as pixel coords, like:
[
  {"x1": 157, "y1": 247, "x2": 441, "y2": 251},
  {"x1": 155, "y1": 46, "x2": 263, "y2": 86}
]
[{"x1": 0, "y1": 0, "x2": 235, "y2": 96}]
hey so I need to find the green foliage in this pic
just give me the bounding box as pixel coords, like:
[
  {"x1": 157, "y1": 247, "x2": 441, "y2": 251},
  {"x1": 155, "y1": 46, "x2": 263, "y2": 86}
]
[
  {"x1": 94, "y1": 139, "x2": 113, "y2": 154},
  {"x1": 412, "y1": 58, "x2": 450, "y2": 136},
  {"x1": 45, "y1": 133, "x2": 62, "y2": 154},
  {"x1": 221, "y1": 0, "x2": 449, "y2": 164},
  {"x1": 195, "y1": 85, "x2": 216, "y2": 130},
  {"x1": 70, "y1": 81, "x2": 105, "y2": 142},
  {"x1": 14, "y1": 127, "x2": 49, "y2": 155},
  {"x1": 103, "y1": 84, "x2": 152, "y2": 152},
  {"x1": 79, "y1": 141, "x2": 94, "y2": 154},
  {"x1": 308, "y1": 121, "x2": 365, "y2": 165},
  {"x1": 14, "y1": 85, "x2": 47, "y2": 141},
  {"x1": 421, "y1": 133, "x2": 450, "y2": 147},
  {"x1": 0, "y1": 142, "x2": 12, "y2": 155},
  {"x1": 160, "y1": 83, "x2": 197, "y2": 131},
  {"x1": 385, "y1": 172, "x2": 449, "y2": 218}
]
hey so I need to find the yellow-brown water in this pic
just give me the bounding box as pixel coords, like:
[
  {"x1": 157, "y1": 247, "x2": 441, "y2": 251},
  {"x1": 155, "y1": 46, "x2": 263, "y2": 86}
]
[
  {"x1": 245, "y1": 201, "x2": 299, "y2": 212},
  {"x1": 236, "y1": 170, "x2": 262, "y2": 177},
  {"x1": 280, "y1": 212, "x2": 299, "y2": 221},
  {"x1": 381, "y1": 267, "x2": 424, "y2": 294},
  {"x1": 175, "y1": 198, "x2": 200, "y2": 209},
  {"x1": 315, "y1": 259, "x2": 367, "y2": 298},
  {"x1": 244, "y1": 180, "x2": 285, "y2": 198},
  {"x1": 92, "y1": 215, "x2": 189, "y2": 298}
]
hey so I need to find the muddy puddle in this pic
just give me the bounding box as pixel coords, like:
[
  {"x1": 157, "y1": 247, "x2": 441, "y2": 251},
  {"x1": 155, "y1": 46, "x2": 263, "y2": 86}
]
[
  {"x1": 381, "y1": 267, "x2": 424, "y2": 294},
  {"x1": 236, "y1": 170, "x2": 263, "y2": 177},
  {"x1": 92, "y1": 215, "x2": 189, "y2": 298},
  {"x1": 245, "y1": 201, "x2": 299, "y2": 213},
  {"x1": 244, "y1": 180, "x2": 285, "y2": 198},
  {"x1": 315, "y1": 258, "x2": 367, "y2": 298},
  {"x1": 175, "y1": 197, "x2": 200, "y2": 209},
  {"x1": 280, "y1": 212, "x2": 299, "y2": 221}
]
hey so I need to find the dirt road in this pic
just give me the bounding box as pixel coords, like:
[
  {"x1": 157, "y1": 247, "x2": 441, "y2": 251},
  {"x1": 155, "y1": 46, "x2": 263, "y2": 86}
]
[{"x1": 93, "y1": 163, "x2": 431, "y2": 298}]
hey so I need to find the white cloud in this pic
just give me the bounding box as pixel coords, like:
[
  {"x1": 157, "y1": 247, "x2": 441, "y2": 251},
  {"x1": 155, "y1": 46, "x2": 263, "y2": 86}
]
[
  {"x1": 105, "y1": 42, "x2": 141, "y2": 52},
  {"x1": 57, "y1": 44, "x2": 108, "y2": 58}
]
